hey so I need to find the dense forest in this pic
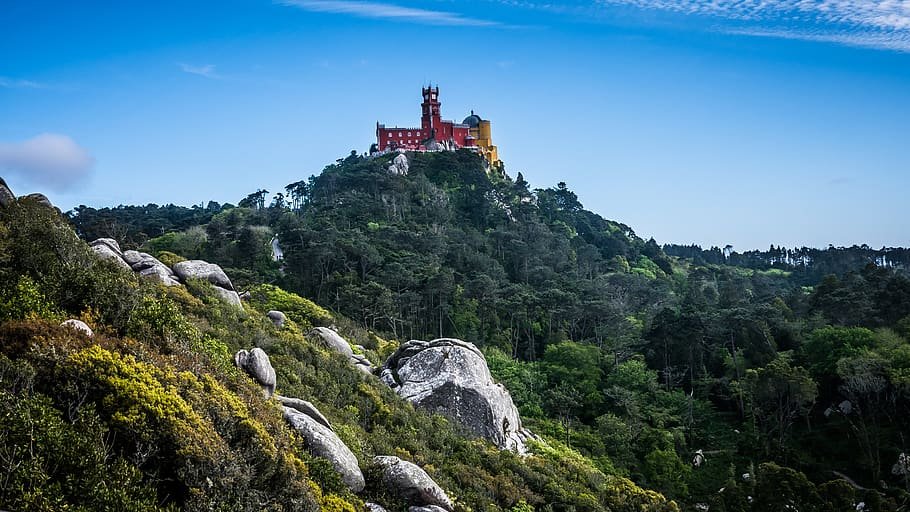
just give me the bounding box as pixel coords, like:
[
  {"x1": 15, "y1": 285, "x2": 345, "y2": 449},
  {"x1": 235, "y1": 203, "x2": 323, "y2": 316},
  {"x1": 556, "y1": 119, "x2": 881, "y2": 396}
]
[{"x1": 49, "y1": 149, "x2": 910, "y2": 510}]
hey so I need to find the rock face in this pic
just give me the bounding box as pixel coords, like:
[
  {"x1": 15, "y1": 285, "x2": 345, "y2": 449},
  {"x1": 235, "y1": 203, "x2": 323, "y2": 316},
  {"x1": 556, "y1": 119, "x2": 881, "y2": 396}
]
[
  {"x1": 267, "y1": 310, "x2": 287, "y2": 328},
  {"x1": 284, "y1": 407, "x2": 365, "y2": 492},
  {"x1": 383, "y1": 338, "x2": 533, "y2": 453},
  {"x1": 276, "y1": 395, "x2": 333, "y2": 431},
  {"x1": 0, "y1": 177, "x2": 14, "y2": 207},
  {"x1": 61, "y1": 319, "x2": 93, "y2": 337},
  {"x1": 233, "y1": 348, "x2": 277, "y2": 397},
  {"x1": 388, "y1": 153, "x2": 409, "y2": 175},
  {"x1": 372, "y1": 456, "x2": 453, "y2": 511},
  {"x1": 173, "y1": 260, "x2": 235, "y2": 291}
]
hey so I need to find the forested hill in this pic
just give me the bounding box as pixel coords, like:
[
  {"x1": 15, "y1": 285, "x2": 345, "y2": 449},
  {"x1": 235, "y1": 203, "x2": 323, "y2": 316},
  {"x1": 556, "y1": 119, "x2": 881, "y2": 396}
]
[
  {"x1": 67, "y1": 150, "x2": 910, "y2": 510},
  {"x1": 73, "y1": 150, "x2": 673, "y2": 359}
]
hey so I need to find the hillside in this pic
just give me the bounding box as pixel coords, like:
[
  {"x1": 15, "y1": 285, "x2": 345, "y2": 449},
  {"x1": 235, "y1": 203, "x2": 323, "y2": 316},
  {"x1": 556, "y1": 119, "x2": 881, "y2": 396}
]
[{"x1": 6, "y1": 149, "x2": 910, "y2": 511}]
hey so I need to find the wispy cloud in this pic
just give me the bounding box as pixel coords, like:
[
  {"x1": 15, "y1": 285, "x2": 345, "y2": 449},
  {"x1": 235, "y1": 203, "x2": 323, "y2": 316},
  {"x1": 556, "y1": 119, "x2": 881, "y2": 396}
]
[
  {"x1": 0, "y1": 134, "x2": 94, "y2": 191},
  {"x1": 178, "y1": 63, "x2": 221, "y2": 79},
  {"x1": 279, "y1": 0, "x2": 500, "y2": 26},
  {"x1": 0, "y1": 77, "x2": 47, "y2": 89},
  {"x1": 593, "y1": 0, "x2": 910, "y2": 52}
]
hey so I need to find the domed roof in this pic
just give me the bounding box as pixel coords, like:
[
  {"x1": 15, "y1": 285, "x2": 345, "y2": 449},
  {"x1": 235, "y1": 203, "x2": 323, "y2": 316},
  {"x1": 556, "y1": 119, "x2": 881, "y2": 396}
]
[{"x1": 462, "y1": 111, "x2": 482, "y2": 127}]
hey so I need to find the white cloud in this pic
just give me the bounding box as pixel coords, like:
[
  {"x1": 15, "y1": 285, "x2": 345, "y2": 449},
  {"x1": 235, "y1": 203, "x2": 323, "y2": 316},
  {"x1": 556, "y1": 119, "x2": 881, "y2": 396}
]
[
  {"x1": 178, "y1": 63, "x2": 221, "y2": 79},
  {"x1": 592, "y1": 0, "x2": 910, "y2": 52},
  {"x1": 0, "y1": 77, "x2": 47, "y2": 89},
  {"x1": 279, "y1": 0, "x2": 500, "y2": 26},
  {"x1": 0, "y1": 134, "x2": 95, "y2": 191}
]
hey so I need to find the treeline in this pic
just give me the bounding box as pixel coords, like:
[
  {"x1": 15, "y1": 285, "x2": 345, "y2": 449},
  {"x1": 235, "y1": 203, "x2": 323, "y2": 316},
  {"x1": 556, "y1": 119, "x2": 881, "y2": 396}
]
[{"x1": 665, "y1": 243, "x2": 910, "y2": 284}]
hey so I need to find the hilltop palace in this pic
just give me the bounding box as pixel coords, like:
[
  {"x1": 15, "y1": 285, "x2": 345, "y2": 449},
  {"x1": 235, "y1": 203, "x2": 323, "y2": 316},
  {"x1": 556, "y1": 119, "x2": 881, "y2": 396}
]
[{"x1": 373, "y1": 86, "x2": 501, "y2": 169}]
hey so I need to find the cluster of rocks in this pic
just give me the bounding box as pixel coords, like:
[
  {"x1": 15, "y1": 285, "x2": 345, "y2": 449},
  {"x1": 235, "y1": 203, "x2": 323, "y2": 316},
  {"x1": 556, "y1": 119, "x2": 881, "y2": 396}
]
[
  {"x1": 308, "y1": 326, "x2": 375, "y2": 375},
  {"x1": 87, "y1": 238, "x2": 242, "y2": 307},
  {"x1": 382, "y1": 338, "x2": 535, "y2": 453},
  {"x1": 233, "y1": 346, "x2": 453, "y2": 510}
]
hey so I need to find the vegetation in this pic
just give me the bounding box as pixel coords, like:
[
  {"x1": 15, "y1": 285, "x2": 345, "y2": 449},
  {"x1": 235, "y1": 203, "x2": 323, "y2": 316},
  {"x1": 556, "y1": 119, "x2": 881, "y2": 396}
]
[
  {"x1": 9, "y1": 148, "x2": 910, "y2": 510},
  {"x1": 3, "y1": 177, "x2": 676, "y2": 510}
]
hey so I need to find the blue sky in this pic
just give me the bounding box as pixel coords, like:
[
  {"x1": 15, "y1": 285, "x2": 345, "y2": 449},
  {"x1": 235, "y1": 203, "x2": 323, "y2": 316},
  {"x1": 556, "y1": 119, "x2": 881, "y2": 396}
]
[{"x1": 2, "y1": 0, "x2": 909, "y2": 250}]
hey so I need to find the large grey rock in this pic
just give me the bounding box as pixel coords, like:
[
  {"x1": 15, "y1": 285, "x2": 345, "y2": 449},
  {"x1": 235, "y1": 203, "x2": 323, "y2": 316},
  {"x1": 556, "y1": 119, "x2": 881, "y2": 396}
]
[
  {"x1": 366, "y1": 504, "x2": 388, "y2": 512},
  {"x1": 211, "y1": 286, "x2": 242, "y2": 308},
  {"x1": 138, "y1": 265, "x2": 182, "y2": 286},
  {"x1": 233, "y1": 348, "x2": 276, "y2": 397},
  {"x1": 351, "y1": 353, "x2": 374, "y2": 375},
  {"x1": 90, "y1": 244, "x2": 131, "y2": 270},
  {"x1": 308, "y1": 327, "x2": 354, "y2": 358},
  {"x1": 121, "y1": 250, "x2": 143, "y2": 266},
  {"x1": 22, "y1": 193, "x2": 52, "y2": 208},
  {"x1": 90, "y1": 238, "x2": 122, "y2": 256},
  {"x1": 276, "y1": 395, "x2": 333, "y2": 431},
  {"x1": 284, "y1": 407, "x2": 364, "y2": 492},
  {"x1": 383, "y1": 338, "x2": 533, "y2": 453},
  {"x1": 373, "y1": 456, "x2": 452, "y2": 511},
  {"x1": 61, "y1": 319, "x2": 93, "y2": 337},
  {"x1": 128, "y1": 252, "x2": 181, "y2": 286},
  {"x1": 267, "y1": 310, "x2": 287, "y2": 328},
  {"x1": 0, "y1": 177, "x2": 14, "y2": 207},
  {"x1": 172, "y1": 259, "x2": 235, "y2": 291},
  {"x1": 388, "y1": 153, "x2": 409, "y2": 175}
]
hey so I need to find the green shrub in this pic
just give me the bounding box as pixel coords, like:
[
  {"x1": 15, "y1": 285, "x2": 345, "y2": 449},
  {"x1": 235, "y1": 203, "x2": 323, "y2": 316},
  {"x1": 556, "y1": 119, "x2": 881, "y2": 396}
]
[{"x1": 249, "y1": 284, "x2": 333, "y2": 329}]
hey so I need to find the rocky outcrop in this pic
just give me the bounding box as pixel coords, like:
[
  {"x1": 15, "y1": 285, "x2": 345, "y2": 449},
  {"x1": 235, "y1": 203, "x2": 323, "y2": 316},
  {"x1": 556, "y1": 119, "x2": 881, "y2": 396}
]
[
  {"x1": 122, "y1": 250, "x2": 181, "y2": 286},
  {"x1": 0, "y1": 178, "x2": 14, "y2": 207},
  {"x1": 372, "y1": 456, "x2": 453, "y2": 511},
  {"x1": 284, "y1": 407, "x2": 365, "y2": 492},
  {"x1": 22, "y1": 193, "x2": 52, "y2": 208},
  {"x1": 91, "y1": 243, "x2": 237, "y2": 302},
  {"x1": 61, "y1": 319, "x2": 93, "y2": 337},
  {"x1": 276, "y1": 395, "x2": 332, "y2": 431},
  {"x1": 173, "y1": 259, "x2": 240, "y2": 306},
  {"x1": 90, "y1": 243, "x2": 132, "y2": 270},
  {"x1": 382, "y1": 338, "x2": 533, "y2": 453},
  {"x1": 267, "y1": 310, "x2": 287, "y2": 328},
  {"x1": 234, "y1": 348, "x2": 276, "y2": 398},
  {"x1": 173, "y1": 260, "x2": 235, "y2": 291},
  {"x1": 91, "y1": 238, "x2": 122, "y2": 256},
  {"x1": 388, "y1": 153, "x2": 409, "y2": 175},
  {"x1": 309, "y1": 327, "x2": 376, "y2": 375}
]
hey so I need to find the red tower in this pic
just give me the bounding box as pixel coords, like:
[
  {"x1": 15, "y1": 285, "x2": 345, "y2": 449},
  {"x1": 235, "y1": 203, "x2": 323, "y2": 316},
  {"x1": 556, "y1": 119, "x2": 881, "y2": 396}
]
[{"x1": 421, "y1": 86, "x2": 442, "y2": 138}]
